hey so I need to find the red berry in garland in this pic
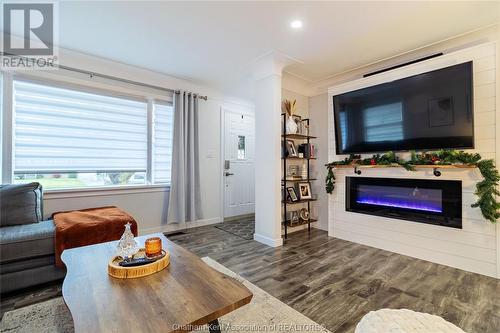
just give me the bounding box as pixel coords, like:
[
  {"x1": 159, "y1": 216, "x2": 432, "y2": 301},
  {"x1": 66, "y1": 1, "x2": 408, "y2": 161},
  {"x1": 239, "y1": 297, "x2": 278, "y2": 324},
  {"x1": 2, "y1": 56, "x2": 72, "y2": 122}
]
[{"x1": 370, "y1": 159, "x2": 376, "y2": 165}]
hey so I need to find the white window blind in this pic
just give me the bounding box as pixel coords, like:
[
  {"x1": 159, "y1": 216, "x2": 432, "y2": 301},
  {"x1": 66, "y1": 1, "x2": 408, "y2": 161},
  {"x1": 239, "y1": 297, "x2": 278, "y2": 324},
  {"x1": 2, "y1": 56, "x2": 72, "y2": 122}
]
[
  {"x1": 339, "y1": 111, "x2": 347, "y2": 151},
  {"x1": 363, "y1": 102, "x2": 404, "y2": 142},
  {"x1": 13, "y1": 80, "x2": 148, "y2": 173},
  {"x1": 153, "y1": 103, "x2": 174, "y2": 184}
]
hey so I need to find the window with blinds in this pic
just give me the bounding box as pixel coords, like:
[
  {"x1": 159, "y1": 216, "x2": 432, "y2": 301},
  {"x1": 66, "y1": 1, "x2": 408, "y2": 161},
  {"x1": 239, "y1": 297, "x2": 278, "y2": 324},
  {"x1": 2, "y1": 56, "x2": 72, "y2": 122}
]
[
  {"x1": 153, "y1": 103, "x2": 174, "y2": 184},
  {"x1": 363, "y1": 102, "x2": 404, "y2": 143},
  {"x1": 12, "y1": 79, "x2": 174, "y2": 189}
]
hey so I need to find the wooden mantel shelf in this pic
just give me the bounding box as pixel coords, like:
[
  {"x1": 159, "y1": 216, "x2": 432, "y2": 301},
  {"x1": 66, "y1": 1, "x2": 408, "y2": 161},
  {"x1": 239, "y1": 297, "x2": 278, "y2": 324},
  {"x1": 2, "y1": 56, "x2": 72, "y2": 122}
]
[{"x1": 329, "y1": 164, "x2": 476, "y2": 169}]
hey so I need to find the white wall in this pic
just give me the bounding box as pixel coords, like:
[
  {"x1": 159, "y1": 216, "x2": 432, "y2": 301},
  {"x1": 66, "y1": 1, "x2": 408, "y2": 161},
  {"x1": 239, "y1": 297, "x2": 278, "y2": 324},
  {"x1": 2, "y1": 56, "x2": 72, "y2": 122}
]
[
  {"x1": 327, "y1": 42, "x2": 499, "y2": 278},
  {"x1": 308, "y1": 93, "x2": 328, "y2": 231},
  {"x1": 8, "y1": 47, "x2": 254, "y2": 235},
  {"x1": 44, "y1": 188, "x2": 170, "y2": 235}
]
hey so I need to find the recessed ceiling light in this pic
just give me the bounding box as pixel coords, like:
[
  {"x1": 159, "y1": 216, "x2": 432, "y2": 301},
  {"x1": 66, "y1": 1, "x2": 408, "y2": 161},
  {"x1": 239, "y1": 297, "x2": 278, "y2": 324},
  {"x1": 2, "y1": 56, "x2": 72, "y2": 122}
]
[{"x1": 290, "y1": 20, "x2": 303, "y2": 29}]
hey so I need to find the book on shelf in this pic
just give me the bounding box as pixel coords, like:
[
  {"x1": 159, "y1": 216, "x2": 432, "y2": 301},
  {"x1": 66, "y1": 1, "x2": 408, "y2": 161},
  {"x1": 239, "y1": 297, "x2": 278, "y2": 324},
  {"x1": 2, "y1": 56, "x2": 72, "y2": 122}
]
[{"x1": 297, "y1": 143, "x2": 316, "y2": 158}]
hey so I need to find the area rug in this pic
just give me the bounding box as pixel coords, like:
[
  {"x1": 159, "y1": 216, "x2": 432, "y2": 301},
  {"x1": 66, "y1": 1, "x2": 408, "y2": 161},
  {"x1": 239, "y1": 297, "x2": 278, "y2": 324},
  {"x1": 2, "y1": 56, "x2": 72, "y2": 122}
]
[
  {"x1": 215, "y1": 219, "x2": 255, "y2": 240},
  {"x1": 355, "y1": 308, "x2": 467, "y2": 333},
  {"x1": 0, "y1": 257, "x2": 330, "y2": 333}
]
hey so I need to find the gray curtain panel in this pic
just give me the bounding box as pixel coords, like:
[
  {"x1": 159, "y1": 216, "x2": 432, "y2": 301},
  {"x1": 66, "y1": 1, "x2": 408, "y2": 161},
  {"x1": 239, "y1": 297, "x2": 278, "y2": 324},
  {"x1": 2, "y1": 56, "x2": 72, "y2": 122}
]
[{"x1": 167, "y1": 91, "x2": 203, "y2": 224}]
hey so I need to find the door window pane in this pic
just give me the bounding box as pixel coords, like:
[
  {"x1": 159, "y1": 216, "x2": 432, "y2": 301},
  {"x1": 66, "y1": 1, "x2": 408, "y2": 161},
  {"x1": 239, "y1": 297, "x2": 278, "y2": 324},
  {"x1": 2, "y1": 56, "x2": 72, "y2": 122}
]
[{"x1": 237, "y1": 135, "x2": 245, "y2": 159}]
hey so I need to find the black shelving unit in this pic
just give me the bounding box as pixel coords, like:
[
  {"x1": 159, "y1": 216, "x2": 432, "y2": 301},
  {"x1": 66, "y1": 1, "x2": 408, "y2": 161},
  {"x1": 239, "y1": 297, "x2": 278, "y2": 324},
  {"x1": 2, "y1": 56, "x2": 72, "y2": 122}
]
[{"x1": 281, "y1": 113, "x2": 317, "y2": 239}]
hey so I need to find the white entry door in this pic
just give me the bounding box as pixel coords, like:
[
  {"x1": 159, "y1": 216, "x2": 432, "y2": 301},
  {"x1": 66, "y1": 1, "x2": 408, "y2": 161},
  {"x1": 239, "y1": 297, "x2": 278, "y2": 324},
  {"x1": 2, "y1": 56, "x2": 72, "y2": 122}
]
[{"x1": 223, "y1": 109, "x2": 255, "y2": 218}]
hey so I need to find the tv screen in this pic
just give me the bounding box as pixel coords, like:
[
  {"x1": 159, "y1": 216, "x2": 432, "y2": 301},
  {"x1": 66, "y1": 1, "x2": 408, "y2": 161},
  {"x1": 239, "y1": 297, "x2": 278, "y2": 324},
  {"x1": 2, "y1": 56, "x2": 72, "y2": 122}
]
[{"x1": 333, "y1": 61, "x2": 473, "y2": 154}]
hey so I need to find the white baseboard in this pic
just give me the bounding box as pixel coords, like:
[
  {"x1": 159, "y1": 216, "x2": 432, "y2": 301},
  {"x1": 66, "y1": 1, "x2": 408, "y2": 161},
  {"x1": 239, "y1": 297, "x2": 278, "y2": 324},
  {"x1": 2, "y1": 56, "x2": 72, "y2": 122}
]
[
  {"x1": 254, "y1": 233, "x2": 283, "y2": 247},
  {"x1": 139, "y1": 217, "x2": 222, "y2": 236}
]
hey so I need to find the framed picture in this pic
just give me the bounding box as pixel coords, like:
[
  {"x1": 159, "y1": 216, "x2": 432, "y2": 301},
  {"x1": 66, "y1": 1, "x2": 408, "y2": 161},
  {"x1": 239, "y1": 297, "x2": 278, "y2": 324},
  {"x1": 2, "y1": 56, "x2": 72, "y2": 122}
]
[
  {"x1": 290, "y1": 211, "x2": 300, "y2": 225},
  {"x1": 428, "y1": 97, "x2": 454, "y2": 127},
  {"x1": 298, "y1": 182, "x2": 312, "y2": 200},
  {"x1": 292, "y1": 115, "x2": 302, "y2": 134},
  {"x1": 288, "y1": 165, "x2": 300, "y2": 177},
  {"x1": 286, "y1": 187, "x2": 299, "y2": 202},
  {"x1": 286, "y1": 140, "x2": 298, "y2": 157}
]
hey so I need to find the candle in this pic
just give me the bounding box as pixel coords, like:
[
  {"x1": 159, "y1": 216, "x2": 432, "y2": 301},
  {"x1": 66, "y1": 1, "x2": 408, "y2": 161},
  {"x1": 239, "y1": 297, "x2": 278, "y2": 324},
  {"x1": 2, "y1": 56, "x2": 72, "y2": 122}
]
[{"x1": 145, "y1": 237, "x2": 162, "y2": 258}]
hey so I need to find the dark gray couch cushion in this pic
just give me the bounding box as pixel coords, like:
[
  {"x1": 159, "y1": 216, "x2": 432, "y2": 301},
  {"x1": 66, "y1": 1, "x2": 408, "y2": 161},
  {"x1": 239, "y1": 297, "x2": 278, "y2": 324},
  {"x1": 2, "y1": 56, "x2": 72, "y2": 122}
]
[
  {"x1": 1, "y1": 264, "x2": 65, "y2": 294},
  {"x1": 0, "y1": 220, "x2": 55, "y2": 263},
  {"x1": 0, "y1": 255, "x2": 56, "y2": 274},
  {"x1": 0, "y1": 182, "x2": 43, "y2": 227}
]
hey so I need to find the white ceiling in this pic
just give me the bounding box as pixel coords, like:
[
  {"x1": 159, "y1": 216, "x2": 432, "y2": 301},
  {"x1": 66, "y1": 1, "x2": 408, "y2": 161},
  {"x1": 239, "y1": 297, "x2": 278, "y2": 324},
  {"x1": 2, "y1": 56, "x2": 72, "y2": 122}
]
[{"x1": 54, "y1": 1, "x2": 500, "y2": 91}]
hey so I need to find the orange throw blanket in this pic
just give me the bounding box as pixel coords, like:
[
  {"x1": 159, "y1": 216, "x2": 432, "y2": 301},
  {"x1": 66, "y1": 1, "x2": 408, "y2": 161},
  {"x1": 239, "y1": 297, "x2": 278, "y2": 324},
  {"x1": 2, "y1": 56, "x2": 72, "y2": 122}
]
[{"x1": 53, "y1": 206, "x2": 138, "y2": 267}]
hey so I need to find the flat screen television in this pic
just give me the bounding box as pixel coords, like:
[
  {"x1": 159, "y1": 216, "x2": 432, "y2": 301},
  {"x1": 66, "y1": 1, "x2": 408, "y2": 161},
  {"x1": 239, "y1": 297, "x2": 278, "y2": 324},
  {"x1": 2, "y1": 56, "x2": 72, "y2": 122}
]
[{"x1": 333, "y1": 61, "x2": 473, "y2": 154}]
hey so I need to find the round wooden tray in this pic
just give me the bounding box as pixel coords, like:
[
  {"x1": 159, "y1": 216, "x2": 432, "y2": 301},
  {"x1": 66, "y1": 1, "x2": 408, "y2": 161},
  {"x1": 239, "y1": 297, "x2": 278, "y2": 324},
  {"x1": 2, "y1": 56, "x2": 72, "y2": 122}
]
[{"x1": 108, "y1": 249, "x2": 170, "y2": 279}]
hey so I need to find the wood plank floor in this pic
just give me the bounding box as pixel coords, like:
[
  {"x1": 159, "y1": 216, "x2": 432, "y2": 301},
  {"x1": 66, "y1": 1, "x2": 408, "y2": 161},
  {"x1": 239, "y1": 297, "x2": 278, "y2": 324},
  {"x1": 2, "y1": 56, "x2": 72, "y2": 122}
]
[
  {"x1": 1, "y1": 225, "x2": 499, "y2": 333},
  {"x1": 168, "y1": 226, "x2": 500, "y2": 333}
]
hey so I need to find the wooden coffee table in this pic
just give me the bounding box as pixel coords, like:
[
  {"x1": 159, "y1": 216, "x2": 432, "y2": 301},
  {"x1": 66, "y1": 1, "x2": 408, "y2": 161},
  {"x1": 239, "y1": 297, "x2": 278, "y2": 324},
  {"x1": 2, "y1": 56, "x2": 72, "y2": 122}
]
[{"x1": 61, "y1": 233, "x2": 253, "y2": 333}]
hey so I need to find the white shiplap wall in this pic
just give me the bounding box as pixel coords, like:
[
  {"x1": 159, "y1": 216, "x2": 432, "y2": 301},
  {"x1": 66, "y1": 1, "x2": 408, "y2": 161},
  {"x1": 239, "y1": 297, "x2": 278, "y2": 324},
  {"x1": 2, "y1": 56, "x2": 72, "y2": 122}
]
[{"x1": 327, "y1": 43, "x2": 498, "y2": 278}]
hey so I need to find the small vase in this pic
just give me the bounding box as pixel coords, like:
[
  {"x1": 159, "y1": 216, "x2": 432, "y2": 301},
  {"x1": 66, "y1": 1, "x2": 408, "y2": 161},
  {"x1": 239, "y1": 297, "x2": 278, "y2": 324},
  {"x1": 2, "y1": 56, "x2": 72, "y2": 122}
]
[
  {"x1": 116, "y1": 223, "x2": 139, "y2": 260},
  {"x1": 286, "y1": 116, "x2": 298, "y2": 134}
]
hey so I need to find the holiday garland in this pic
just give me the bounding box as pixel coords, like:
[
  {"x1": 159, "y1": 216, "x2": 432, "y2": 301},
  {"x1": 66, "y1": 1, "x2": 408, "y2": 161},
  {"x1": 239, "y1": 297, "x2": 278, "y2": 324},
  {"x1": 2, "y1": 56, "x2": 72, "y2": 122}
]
[{"x1": 325, "y1": 150, "x2": 500, "y2": 223}]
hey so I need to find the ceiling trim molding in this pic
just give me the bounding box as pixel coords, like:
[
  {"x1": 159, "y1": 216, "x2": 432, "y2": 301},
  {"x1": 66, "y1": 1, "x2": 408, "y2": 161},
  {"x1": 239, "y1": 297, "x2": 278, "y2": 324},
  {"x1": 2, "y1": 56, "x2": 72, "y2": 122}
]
[
  {"x1": 282, "y1": 70, "x2": 314, "y2": 83},
  {"x1": 286, "y1": 22, "x2": 500, "y2": 86},
  {"x1": 250, "y1": 49, "x2": 304, "y2": 81}
]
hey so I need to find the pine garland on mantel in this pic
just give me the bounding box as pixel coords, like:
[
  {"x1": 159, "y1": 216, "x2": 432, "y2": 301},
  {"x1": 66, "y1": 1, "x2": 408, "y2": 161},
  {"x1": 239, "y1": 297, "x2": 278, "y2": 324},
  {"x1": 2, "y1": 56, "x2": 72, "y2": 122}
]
[{"x1": 325, "y1": 150, "x2": 500, "y2": 223}]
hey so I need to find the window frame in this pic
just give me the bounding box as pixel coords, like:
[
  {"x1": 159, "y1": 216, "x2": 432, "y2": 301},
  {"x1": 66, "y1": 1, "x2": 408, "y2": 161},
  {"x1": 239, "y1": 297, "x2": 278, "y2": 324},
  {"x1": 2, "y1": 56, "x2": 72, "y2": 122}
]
[{"x1": 1, "y1": 72, "x2": 174, "y2": 193}]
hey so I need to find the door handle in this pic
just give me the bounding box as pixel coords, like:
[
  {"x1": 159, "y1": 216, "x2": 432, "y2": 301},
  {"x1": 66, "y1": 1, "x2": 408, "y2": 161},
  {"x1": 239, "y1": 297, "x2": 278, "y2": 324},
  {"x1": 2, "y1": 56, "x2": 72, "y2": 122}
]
[{"x1": 225, "y1": 172, "x2": 234, "y2": 176}]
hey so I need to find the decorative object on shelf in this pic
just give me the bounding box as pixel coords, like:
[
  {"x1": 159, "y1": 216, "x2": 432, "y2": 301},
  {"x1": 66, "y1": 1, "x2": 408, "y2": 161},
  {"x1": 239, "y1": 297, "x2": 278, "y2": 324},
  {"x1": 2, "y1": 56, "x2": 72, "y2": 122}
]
[
  {"x1": 290, "y1": 211, "x2": 300, "y2": 225},
  {"x1": 297, "y1": 121, "x2": 303, "y2": 135},
  {"x1": 293, "y1": 115, "x2": 302, "y2": 134},
  {"x1": 325, "y1": 150, "x2": 500, "y2": 223},
  {"x1": 116, "y1": 222, "x2": 139, "y2": 260},
  {"x1": 303, "y1": 123, "x2": 310, "y2": 136},
  {"x1": 108, "y1": 248, "x2": 169, "y2": 279},
  {"x1": 298, "y1": 182, "x2": 312, "y2": 199},
  {"x1": 282, "y1": 99, "x2": 298, "y2": 134},
  {"x1": 301, "y1": 162, "x2": 308, "y2": 179},
  {"x1": 298, "y1": 143, "x2": 315, "y2": 158},
  {"x1": 285, "y1": 140, "x2": 298, "y2": 157},
  {"x1": 299, "y1": 208, "x2": 310, "y2": 221},
  {"x1": 145, "y1": 237, "x2": 163, "y2": 258},
  {"x1": 287, "y1": 187, "x2": 299, "y2": 202},
  {"x1": 288, "y1": 165, "x2": 300, "y2": 177}
]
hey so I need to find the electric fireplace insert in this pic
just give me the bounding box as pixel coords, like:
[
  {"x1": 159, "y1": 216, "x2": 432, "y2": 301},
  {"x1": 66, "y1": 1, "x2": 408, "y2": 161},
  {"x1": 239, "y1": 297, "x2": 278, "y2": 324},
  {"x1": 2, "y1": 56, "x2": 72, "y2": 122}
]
[{"x1": 346, "y1": 177, "x2": 462, "y2": 228}]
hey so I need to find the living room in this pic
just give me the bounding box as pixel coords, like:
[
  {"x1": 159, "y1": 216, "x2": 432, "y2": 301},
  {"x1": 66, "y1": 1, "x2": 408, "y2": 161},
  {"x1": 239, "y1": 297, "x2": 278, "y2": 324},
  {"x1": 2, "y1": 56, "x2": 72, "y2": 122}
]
[{"x1": 1, "y1": 1, "x2": 499, "y2": 333}]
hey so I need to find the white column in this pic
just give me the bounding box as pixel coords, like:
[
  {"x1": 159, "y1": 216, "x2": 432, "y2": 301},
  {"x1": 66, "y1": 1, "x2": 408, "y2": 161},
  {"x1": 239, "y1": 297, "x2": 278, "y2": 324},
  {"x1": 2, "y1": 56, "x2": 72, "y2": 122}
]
[{"x1": 252, "y1": 51, "x2": 300, "y2": 247}]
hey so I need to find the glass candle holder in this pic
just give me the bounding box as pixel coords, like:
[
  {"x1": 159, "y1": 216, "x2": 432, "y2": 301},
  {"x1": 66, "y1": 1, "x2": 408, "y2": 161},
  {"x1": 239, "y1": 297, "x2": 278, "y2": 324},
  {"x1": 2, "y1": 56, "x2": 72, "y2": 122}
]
[{"x1": 145, "y1": 237, "x2": 162, "y2": 258}]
